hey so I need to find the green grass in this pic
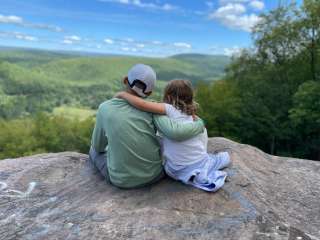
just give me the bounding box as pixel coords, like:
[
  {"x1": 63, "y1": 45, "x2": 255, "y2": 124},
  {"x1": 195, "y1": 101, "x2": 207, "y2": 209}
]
[{"x1": 53, "y1": 106, "x2": 96, "y2": 120}]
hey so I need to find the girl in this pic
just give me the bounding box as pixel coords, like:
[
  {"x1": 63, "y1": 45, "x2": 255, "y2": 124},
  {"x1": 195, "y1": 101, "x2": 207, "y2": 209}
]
[{"x1": 116, "y1": 79, "x2": 230, "y2": 192}]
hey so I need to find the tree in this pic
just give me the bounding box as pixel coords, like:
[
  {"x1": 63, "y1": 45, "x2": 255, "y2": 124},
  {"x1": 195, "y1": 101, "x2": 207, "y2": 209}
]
[
  {"x1": 295, "y1": 0, "x2": 320, "y2": 81},
  {"x1": 198, "y1": 1, "x2": 320, "y2": 158},
  {"x1": 196, "y1": 80, "x2": 241, "y2": 140},
  {"x1": 289, "y1": 81, "x2": 320, "y2": 160}
]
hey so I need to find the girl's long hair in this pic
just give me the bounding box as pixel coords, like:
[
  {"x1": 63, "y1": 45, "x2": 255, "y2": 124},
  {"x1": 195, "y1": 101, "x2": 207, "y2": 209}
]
[{"x1": 163, "y1": 79, "x2": 198, "y2": 115}]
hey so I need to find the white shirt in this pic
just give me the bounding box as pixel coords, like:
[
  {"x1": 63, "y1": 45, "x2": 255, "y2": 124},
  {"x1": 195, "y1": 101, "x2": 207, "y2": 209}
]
[{"x1": 163, "y1": 104, "x2": 208, "y2": 166}]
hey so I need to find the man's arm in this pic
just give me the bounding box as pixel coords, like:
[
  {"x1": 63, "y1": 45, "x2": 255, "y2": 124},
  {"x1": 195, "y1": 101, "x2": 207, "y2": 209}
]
[
  {"x1": 91, "y1": 110, "x2": 108, "y2": 153},
  {"x1": 153, "y1": 115, "x2": 204, "y2": 142}
]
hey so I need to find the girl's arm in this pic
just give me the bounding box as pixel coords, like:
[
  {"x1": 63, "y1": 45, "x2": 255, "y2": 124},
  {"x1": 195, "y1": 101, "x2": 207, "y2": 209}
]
[{"x1": 115, "y1": 91, "x2": 166, "y2": 114}]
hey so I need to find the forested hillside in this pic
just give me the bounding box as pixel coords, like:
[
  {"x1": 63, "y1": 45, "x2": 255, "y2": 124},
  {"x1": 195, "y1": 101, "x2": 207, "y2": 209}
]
[
  {"x1": 171, "y1": 54, "x2": 230, "y2": 81},
  {"x1": 0, "y1": 48, "x2": 229, "y2": 119},
  {"x1": 0, "y1": 49, "x2": 230, "y2": 159},
  {"x1": 197, "y1": 0, "x2": 320, "y2": 160}
]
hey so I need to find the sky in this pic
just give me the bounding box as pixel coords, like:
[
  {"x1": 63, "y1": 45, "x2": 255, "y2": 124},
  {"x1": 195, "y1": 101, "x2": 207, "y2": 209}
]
[{"x1": 0, "y1": 0, "x2": 297, "y2": 57}]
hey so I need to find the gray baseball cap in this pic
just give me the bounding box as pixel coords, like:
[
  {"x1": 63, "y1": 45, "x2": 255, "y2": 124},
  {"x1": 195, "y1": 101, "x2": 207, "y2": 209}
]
[{"x1": 127, "y1": 64, "x2": 156, "y2": 97}]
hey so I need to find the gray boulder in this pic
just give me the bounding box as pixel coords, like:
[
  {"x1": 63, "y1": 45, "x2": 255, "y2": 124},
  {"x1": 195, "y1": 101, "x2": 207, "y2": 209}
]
[{"x1": 0, "y1": 137, "x2": 319, "y2": 240}]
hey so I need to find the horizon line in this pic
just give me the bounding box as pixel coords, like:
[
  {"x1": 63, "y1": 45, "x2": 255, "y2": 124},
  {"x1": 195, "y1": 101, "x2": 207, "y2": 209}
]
[{"x1": 0, "y1": 44, "x2": 231, "y2": 59}]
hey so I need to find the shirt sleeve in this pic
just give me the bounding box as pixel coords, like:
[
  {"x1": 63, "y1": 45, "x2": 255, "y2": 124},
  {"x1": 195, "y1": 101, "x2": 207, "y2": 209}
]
[
  {"x1": 91, "y1": 109, "x2": 108, "y2": 153},
  {"x1": 199, "y1": 128, "x2": 208, "y2": 151},
  {"x1": 153, "y1": 114, "x2": 204, "y2": 142},
  {"x1": 164, "y1": 103, "x2": 175, "y2": 117}
]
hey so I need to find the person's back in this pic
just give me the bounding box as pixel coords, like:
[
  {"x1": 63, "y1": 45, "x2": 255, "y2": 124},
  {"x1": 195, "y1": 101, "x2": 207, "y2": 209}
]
[
  {"x1": 115, "y1": 79, "x2": 231, "y2": 191},
  {"x1": 90, "y1": 64, "x2": 205, "y2": 189},
  {"x1": 162, "y1": 104, "x2": 208, "y2": 166},
  {"x1": 96, "y1": 98, "x2": 162, "y2": 188}
]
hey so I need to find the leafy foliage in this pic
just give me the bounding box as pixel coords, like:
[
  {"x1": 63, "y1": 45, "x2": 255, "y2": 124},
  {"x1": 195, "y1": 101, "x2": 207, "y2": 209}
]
[
  {"x1": 289, "y1": 81, "x2": 320, "y2": 159},
  {"x1": 196, "y1": 80, "x2": 241, "y2": 139},
  {"x1": 196, "y1": 0, "x2": 320, "y2": 160},
  {"x1": 0, "y1": 114, "x2": 94, "y2": 159}
]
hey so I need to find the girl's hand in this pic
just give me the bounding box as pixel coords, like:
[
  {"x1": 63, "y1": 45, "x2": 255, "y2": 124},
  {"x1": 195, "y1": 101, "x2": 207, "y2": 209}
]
[
  {"x1": 192, "y1": 109, "x2": 198, "y2": 121},
  {"x1": 114, "y1": 91, "x2": 126, "y2": 98}
]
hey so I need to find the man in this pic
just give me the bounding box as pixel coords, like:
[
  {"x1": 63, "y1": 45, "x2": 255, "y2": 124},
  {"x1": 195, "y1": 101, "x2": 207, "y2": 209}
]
[{"x1": 89, "y1": 64, "x2": 204, "y2": 188}]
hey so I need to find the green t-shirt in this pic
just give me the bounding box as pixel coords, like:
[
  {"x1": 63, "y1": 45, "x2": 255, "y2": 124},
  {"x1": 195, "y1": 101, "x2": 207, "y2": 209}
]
[{"x1": 91, "y1": 98, "x2": 204, "y2": 188}]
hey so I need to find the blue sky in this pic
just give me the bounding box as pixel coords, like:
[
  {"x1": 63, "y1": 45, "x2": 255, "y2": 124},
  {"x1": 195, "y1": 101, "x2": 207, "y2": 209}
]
[{"x1": 0, "y1": 0, "x2": 297, "y2": 57}]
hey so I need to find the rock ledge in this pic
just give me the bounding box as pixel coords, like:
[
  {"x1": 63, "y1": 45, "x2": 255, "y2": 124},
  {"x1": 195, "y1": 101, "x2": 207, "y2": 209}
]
[{"x1": 0, "y1": 138, "x2": 320, "y2": 240}]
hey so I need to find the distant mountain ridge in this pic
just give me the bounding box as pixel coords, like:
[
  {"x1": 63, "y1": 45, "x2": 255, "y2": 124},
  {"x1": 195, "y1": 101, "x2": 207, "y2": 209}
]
[
  {"x1": 0, "y1": 47, "x2": 230, "y2": 81},
  {"x1": 0, "y1": 47, "x2": 230, "y2": 118},
  {"x1": 171, "y1": 53, "x2": 231, "y2": 81}
]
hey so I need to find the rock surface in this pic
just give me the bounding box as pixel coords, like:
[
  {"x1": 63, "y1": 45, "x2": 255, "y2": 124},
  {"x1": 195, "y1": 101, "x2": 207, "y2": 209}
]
[{"x1": 0, "y1": 137, "x2": 320, "y2": 240}]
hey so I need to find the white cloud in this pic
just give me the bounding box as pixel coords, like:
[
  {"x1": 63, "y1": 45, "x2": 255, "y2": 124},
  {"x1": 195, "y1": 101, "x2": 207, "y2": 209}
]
[
  {"x1": 230, "y1": 14, "x2": 260, "y2": 32},
  {"x1": 94, "y1": 36, "x2": 193, "y2": 55},
  {"x1": 65, "y1": 35, "x2": 81, "y2": 41},
  {"x1": 211, "y1": 3, "x2": 246, "y2": 16},
  {"x1": 98, "y1": 0, "x2": 177, "y2": 11},
  {"x1": 209, "y1": 3, "x2": 261, "y2": 32},
  {"x1": 249, "y1": 0, "x2": 264, "y2": 10},
  {"x1": 16, "y1": 35, "x2": 37, "y2": 41},
  {"x1": 15, "y1": 33, "x2": 38, "y2": 41},
  {"x1": 0, "y1": 15, "x2": 23, "y2": 24},
  {"x1": 125, "y1": 37, "x2": 134, "y2": 42},
  {"x1": 121, "y1": 47, "x2": 138, "y2": 52},
  {"x1": 91, "y1": 37, "x2": 164, "y2": 52},
  {"x1": 62, "y1": 39, "x2": 73, "y2": 44},
  {"x1": 28, "y1": 23, "x2": 63, "y2": 32},
  {"x1": 104, "y1": 38, "x2": 114, "y2": 44},
  {"x1": 223, "y1": 46, "x2": 242, "y2": 56},
  {"x1": 0, "y1": 14, "x2": 63, "y2": 32},
  {"x1": 0, "y1": 31, "x2": 38, "y2": 42},
  {"x1": 162, "y1": 4, "x2": 175, "y2": 11},
  {"x1": 62, "y1": 35, "x2": 81, "y2": 45},
  {"x1": 219, "y1": 0, "x2": 250, "y2": 3},
  {"x1": 173, "y1": 42, "x2": 192, "y2": 49}
]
